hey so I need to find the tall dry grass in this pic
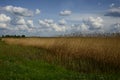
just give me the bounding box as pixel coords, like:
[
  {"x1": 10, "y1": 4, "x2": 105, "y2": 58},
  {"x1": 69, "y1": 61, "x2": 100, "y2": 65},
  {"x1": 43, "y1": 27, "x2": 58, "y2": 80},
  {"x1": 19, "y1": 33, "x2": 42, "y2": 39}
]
[{"x1": 2, "y1": 37, "x2": 120, "y2": 73}]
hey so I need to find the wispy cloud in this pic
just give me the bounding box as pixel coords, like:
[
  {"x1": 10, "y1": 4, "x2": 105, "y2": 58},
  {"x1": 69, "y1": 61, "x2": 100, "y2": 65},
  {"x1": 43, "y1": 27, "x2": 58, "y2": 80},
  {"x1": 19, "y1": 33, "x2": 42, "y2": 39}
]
[{"x1": 105, "y1": 7, "x2": 120, "y2": 17}]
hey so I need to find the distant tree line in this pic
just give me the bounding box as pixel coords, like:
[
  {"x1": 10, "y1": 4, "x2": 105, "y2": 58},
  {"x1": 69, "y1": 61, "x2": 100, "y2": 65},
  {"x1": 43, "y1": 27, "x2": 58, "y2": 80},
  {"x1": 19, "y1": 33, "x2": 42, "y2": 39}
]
[
  {"x1": 60, "y1": 32, "x2": 120, "y2": 37},
  {"x1": 2, "y1": 35, "x2": 26, "y2": 38}
]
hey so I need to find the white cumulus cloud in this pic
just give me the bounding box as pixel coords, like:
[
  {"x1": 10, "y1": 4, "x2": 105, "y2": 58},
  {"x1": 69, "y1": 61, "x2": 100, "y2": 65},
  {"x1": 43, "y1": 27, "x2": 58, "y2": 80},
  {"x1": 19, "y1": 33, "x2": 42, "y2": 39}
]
[
  {"x1": 51, "y1": 23, "x2": 66, "y2": 32},
  {"x1": 39, "y1": 20, "x2": 50, "y2": 27},
  {"x1": 0, "y1": 14, "x2": 11, "y2": 22},
  {"x1": 0, "y1": 23, "x2": 7, "y2": 29},
  {"x1": 111, "y1": 23, "x2": 120, "y2": 32},
  {"x1": 27, "y1": 20, "x2": 34, "y2": 28},
  {"x1": 0, "y1": 14, "x2": 11, "y2": 29},
  {"x1": 44, "y1": 19, "x2": 54, "y2": 24},
  {"x1": 16, "y1": 24, "x2": 29, "y2": 31},
  {"x1": 80, "y1": 23, "x2": 89, "y2": 31},
  {"x1": 59, "y1": 19, "x2": 67, "y2": 25},
  {"x1": 15, "y1": 17, "x2": 26, "y2": 25},
  {"x1": 39, "y1": 19, "x2": 66, "y2": 32},
  {"x1": 71, "y1": 24, "x2": 89, "y2": 33},
  {"x1": 83, "y1": 17, "x2": 103, "y2": 30},
  {"x1": 35, "y1": 9, "x2": 40, "y2": 14},
  {"x1": 3, "y1": 5, "x2": 33, "y2": 17},
  {"x1": 60, "y1": 10, "x2": 72, "y2": 16}
]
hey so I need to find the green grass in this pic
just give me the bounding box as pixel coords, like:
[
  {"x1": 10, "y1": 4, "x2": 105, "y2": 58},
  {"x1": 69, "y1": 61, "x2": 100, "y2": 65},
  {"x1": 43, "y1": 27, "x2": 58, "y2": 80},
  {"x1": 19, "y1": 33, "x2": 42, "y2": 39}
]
[{"x1": 0, "y1": 40, "x2": 120, "y2": 80}]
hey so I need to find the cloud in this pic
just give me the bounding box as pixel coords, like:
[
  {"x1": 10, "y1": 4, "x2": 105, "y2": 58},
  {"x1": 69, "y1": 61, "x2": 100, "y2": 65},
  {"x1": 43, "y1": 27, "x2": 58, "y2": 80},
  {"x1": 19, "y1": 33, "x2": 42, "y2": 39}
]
[
  {"x1": 71, "y1": 24, "x2": 89, "y2": 33},
  {"x1": 9, "y1": 16, "x2": 34, "y2": 31},
  {"x1": 70, "y1": 17, "x2": 104, "y2": 33},
  {"x1": 83, "y1": 17, "x2": 103, "y2": 30},
  {"x1": 38, "y1": 19, "x2": 54, "y2": 27},
  {"x1": 35, "y1": 9, "x2": 40, "y2": 14},
  {"x1": 0, "y1": 14, "x2": 11, "y2": 29},
  {"x1": 80, "y1": 23, "x2": 89, "y2": 31},
  {"x1": 39, "y1": 19, "x2": 66, "y2": 32},
  {"x1": 17, "y1": 17, "x2": 26, "y2": 25},
  {"x1": 111, "y1": 23, "x2": 120, "y2": 32},
  {"x1": 105, "y1": 7, "x2": 120, "y2": 17},
  {"x1": 39, "y1": 20, "x2": 51, "y2": 27},
  {"x1": 15, "y1": 24, "x2": 29, "y2": 31},
  {"x1": 15, "y1": 17, "x2": 26, "y2": 25},
  {"x1": 65, "y1": 13, "x2": 99, "y2": 22},
  {"x1": 0, "y1": 14, "x2": 11, "y2": 22},
  {"x1": 2, "y1": 5, "x2": 33, "y2": 17},
  {"x1": 51, "y1": 23, "x2": 66, "y2": 32},
  {"x1": 0, "y1": 6, "x2": 35, "y2": 31},
  {"x1": 60, "y1": 10, "x2": 72, "y2": 16},
  {"x1": 44, "y1": 19, "x2": 54, "y2": 24},
  {"x1": 0, "y1": 6, "x2": 69, "y2": 35},
  {"x1": 110, "y1": 3, "x2": 115, "y2": 8},
  {"x1": 58, "y1": 19, "x2": 67, "y2": 25},
  {"x1": 27, "y1": 20, "x2": 34, "y2": 28},
  {"x1": 0, "y1": 23, "x2": 7, "y2": 29}
]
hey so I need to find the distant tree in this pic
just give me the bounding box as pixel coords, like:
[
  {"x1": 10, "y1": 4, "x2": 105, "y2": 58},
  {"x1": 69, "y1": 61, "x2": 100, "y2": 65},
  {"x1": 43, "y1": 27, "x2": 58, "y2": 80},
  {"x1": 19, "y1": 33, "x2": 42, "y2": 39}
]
[
  {"x1": 2, "y1": 35, "x2": 4, "y2": 38},
  {"x1": 21, "y1": 35, "x2": 25, "y2": 37},
  {"x1": 17, "y1": 35, "x2": 20, "y2": 38},
  {"x1": 14, "y1": 35, "x2": 17, "y2": 37},
  {"x1": 1, "y1": 35, "x2": 26, "y2": 38},
  {"x1": 6, "y1": 35, "x2": 10, "y2": 37}
]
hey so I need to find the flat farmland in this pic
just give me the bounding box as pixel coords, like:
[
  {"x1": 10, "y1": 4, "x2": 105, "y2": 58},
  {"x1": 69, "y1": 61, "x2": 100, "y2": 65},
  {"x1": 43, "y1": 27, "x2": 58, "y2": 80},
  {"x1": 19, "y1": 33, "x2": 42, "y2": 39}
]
[{"x1": 2, "y1": 37, "x2": 120, "y2": 73}]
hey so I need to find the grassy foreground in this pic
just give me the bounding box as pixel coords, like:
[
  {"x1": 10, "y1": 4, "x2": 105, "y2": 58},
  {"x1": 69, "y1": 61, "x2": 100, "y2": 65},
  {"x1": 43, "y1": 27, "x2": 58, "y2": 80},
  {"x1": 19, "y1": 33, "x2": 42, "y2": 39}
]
[
  {"x1": 3, "y1": 37, "x2": 120, "y2": 73},
  {"x1": 0, "y1": 38, "x2": 120, "y2": 80},
  {"x1": 0, "y1": 41, "x2": 80, "y2": 80}
]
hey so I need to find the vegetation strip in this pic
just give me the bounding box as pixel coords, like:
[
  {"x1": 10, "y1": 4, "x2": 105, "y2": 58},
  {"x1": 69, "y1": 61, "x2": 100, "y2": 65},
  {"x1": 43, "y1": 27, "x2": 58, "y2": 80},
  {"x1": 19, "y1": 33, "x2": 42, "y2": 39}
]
[{"x1": 0, "y1": 38, "x2": 120, "y2": 79}]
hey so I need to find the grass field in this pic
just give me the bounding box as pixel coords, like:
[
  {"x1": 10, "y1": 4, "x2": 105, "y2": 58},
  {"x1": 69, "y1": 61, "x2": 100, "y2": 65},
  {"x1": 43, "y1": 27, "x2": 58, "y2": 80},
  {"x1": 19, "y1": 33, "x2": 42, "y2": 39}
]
[
  {"x1": 1, "y1": 37, "x2": 120, "y2": 79},
  {"x1": 0, "y1": 40, "x2": 82, "y2": 80}
]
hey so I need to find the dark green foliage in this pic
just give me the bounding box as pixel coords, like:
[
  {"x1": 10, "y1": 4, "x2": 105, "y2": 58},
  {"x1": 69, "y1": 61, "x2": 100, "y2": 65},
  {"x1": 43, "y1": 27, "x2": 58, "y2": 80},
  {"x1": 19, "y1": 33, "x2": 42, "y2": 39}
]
[
  {"x1": 2, "y1": 35, "x2": 26, "y2": 38},
  {"x1": 21, "y1": 35, "x2": 25, "y2": 37}
]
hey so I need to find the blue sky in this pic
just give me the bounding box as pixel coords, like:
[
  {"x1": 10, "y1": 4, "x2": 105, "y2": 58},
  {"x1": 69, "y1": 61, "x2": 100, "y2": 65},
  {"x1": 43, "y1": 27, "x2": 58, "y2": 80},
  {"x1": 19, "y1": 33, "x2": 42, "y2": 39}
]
[{"x1": 0, "y1": 0, "x2": 120, "y2": 36}]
